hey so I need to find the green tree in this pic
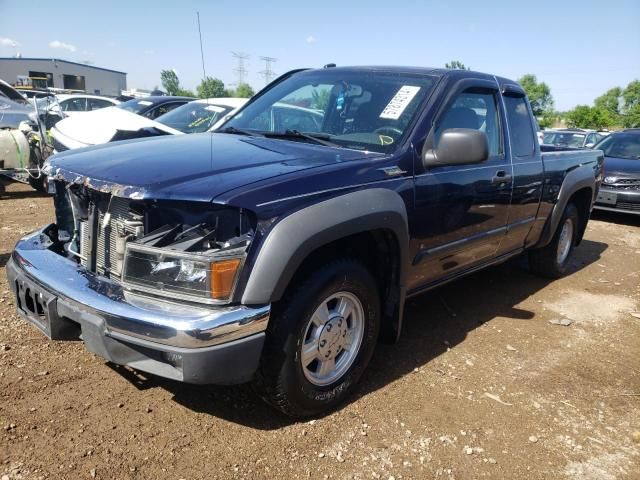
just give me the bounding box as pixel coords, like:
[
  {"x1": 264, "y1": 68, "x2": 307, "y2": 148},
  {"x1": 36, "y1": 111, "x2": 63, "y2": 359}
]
[
  {"x1": 594, "y1": 87, "x2": 622, "y2": 120},
  {"x1": 622, "y1": 80, "x2": 640, "y2": 127},
  {"x1": 175, "y1": 88, "x2": 196, "y2": 97},
  {"x1": 622, "y1": 80, "x2": 640, "y2": 110},
  {"x1": 565, "y1": 105, "x2": 613, "y2": 130},
  {"x1": 196, "y1": 76, "x2": 225, "y2": 98},
  {"x1": 518, "y1": 74, "x2": 554, "y2": 118},
  {"x1": 311, "y1": 89, "x2": 330, "y2": 110},
  {"x1": 233, "y1": 83, "x2": 255, "y2": 98},
  {"x1": 445, "y1": 60, "x2": 469, "y2": 70},
  {"x1": 539, "y1": 110, "x2": 560, "y2": 129},
  {"x1": 160, "y1": 69, "x2": 180, "y2": 95}
]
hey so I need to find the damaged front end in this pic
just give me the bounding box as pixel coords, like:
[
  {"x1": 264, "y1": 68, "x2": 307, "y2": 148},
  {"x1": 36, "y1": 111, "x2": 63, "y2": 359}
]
[{"x1": 50, "y1": 173, "x2": 255, "y2": 305}]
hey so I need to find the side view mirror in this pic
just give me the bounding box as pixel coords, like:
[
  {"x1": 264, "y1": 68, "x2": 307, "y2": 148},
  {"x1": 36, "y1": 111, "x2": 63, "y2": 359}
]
[
  {"x1": 585, "y1": 143, "x2": 595, "y2": 149},
  {"x1": 423, "y1": 128, "x2": 489, "y2": 168}
]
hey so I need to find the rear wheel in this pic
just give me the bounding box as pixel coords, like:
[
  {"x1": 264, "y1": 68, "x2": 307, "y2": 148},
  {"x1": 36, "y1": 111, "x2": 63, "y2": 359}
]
[
  {"x1": 253, "y1": 258, "x2": 380, "y2": 417},
  {"x1": 529, "y1": 203, "x2": 579, "y2": 278}
]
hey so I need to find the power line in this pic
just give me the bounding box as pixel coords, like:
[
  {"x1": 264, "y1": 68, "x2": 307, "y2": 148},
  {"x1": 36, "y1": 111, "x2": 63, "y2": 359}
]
[
  {"x1": 259, "y1": 56, "x2": 278, "y2": 85},
  {"x1": 231, "y1": 52, "x2": 250, "y2": 86}
]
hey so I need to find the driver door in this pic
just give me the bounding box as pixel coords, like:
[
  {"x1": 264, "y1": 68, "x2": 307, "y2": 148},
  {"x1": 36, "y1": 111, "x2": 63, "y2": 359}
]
[{"x1": 408, "y1": 80, "x2": 512, "y2": 290}]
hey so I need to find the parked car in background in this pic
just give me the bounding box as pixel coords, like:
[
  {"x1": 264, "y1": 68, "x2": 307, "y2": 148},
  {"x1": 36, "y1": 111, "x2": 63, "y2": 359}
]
[
  {"x1": 0, "y1": 97, "x2": 37, "y2": 129},
  {"x1": 115, "y1": 96, "x2": 195, "y2": 120},
  {"x1": 37, "y1": 94, "x2": 120, "y2": 114},
  {"x1": 49, "y1": 97, "x2": 242, "y2": 151},
  {"x1": 17, "y1": 89, "x2": 55, "y2": 100},
  {"x1": 37, "y1": 94, "x2": 121, "y2": 128},
  {"x1": 154, "y1": 97, "x2": 247, "y2": 133},
  {"x1": 593, "y1": 129, "x2": 640, "y2": 215},
  {"x1": 0, "y1": 79, "x2": 32, "y2": 105},
  {"x1": 543, "y1": 128, "x2": 608, "y2": 148},
  {"x1": 0, "y1": 80, "x2": 37, "y2": 129},
  {"x1": 9, "y1": 66, "x2": 603, "y2": 417}
]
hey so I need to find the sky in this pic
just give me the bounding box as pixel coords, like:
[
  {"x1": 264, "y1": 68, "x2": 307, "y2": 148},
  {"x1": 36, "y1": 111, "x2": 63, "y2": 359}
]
[{"x1": 1, "y1": 0, "x2": 639, "y2": 111}]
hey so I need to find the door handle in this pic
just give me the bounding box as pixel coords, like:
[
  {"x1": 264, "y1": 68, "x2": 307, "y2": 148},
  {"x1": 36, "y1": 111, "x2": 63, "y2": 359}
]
[{"x1": 492, "y1": 170, "x2": 512, "y2": 185}]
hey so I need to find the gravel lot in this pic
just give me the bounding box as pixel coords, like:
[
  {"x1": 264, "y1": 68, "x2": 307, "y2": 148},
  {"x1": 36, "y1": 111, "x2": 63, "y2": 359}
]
[{"x1": 1, "y1": 181, "x2": 639, "y2": 480}]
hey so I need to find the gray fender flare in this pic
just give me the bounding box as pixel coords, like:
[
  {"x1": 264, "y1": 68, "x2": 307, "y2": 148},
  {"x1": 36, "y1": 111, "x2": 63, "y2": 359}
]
[
  {"x1": 241, "y1": 188, "x2": 409, "y2": 310},
  {"x1": 536, "y1": 164, "x2": 595, "y2": 248}
]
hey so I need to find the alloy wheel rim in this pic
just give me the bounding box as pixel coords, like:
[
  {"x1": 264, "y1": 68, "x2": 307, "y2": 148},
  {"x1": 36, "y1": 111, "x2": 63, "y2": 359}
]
[
  {"x1": 300, "y1": 291, "x2": 365, "y2": 387},
  {"x1": 556, "y1": 218, "x2": 574, "y2": 265}
]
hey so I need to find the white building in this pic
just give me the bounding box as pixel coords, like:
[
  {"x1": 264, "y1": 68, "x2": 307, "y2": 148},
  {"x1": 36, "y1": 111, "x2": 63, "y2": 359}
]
[{"x1": 0, "y1": 57, "x2": 126, "y2": 96}]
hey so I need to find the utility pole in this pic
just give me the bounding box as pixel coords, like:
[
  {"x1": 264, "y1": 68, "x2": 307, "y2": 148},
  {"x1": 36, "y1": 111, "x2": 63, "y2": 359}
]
[
  {"x1": 259, "y1": 56, "x2": 277, "y2": 85},
  {"x1": 231, "y1": 52, "x2": 250, "y2": 86}
]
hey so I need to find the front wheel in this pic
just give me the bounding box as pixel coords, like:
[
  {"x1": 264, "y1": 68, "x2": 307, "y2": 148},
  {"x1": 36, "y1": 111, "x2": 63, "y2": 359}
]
[
  {"x1": 253, "y1": 259, "x2": 380, "y2": 417},
  {"x1": 529, "y1": 203, "x2": 579, "y2": 278}
]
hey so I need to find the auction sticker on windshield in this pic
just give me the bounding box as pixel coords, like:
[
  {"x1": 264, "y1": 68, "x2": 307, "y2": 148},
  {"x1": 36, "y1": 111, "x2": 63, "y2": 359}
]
[{"x1": 380, "y1": 86, "x2": 421, "y2": 120}]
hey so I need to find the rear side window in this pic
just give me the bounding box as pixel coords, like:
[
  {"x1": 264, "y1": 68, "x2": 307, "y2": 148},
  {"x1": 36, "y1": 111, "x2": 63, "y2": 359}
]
[
  {"x1": 146, "y1": 102, "x2": 184, "y2": 119},
  {"x1": 87, "y1": 98, "x2": 114, "y2": 110},
  {"x1": 504, "y1": 96, "x2": 535, "y2": 157},
  {"x1": 60, "y1": 98, "x2": 87, "y2": 112}
]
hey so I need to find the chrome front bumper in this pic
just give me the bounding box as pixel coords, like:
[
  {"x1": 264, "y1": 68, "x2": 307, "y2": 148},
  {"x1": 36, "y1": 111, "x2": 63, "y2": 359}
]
[{"x1": 6, "y1": 226, "x2": 270, "y2": 384}]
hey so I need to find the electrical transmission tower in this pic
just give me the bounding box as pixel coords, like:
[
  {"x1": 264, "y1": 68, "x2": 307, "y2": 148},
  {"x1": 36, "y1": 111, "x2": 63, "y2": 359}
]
[
  {"x1": 259, "y1": 56, "x2": 278, "y2": 85},
  {"x1": 231, "y1": 52, "x2": 250, "y2": 86}
]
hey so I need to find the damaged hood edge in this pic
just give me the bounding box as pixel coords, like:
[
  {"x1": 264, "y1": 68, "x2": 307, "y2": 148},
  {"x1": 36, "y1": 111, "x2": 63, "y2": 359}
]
[{"x1": 44, "y1": 164, "x2": 149, "y2": 199}]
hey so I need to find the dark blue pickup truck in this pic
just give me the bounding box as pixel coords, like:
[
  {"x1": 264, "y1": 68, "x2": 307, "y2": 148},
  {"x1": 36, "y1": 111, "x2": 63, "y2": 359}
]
[{"x1": 7, "y1": 66, "x2": 603, "y2": 417}]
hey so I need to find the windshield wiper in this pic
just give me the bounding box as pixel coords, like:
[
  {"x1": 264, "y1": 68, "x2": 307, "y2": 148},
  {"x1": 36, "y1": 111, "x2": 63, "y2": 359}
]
[
  {"x1": 219, "y1": 126, "x2": 262, "y2": 137},
  {"x1": 264, "y1": 129, "x2": 341, "y2": 148}
]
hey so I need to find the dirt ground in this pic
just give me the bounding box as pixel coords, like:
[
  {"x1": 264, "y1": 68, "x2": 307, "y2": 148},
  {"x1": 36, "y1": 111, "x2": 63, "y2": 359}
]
[{"x1": 1, "y1": 180, "x2": 639, "y2": 480}]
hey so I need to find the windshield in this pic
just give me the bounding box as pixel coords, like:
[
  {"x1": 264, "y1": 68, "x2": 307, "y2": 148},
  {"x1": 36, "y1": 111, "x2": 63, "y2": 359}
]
[
  {"x1": 156, "y1": 102, "x2": 233, "y2": 133},
  {"x1": 35, "y1": 96, "x2": 58, "y2": 110},
  {"x1": 117, "y1": 98, "x2": 155, "y2": 114},
  {"x1": 223, "y1": 69, "x2": 436, "y2": 153},
  {"x1": 543, "y1": 131, "x2": 586, "y2": 147},
  {"x1": 595, "y1": 133, "x2": 640, "y2": 160}
]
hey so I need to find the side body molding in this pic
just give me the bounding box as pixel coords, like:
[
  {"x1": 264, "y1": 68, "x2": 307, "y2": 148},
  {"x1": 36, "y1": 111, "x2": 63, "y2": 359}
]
[
  {"x1": 242, "y1": 188, "x2": 410, "y2": 308},
  {"x1": 535, "y1": 162, "x2": 596, "y2": 249}
]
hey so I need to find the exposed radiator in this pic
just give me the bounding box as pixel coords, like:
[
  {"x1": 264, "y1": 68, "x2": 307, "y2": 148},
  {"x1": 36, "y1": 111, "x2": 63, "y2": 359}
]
[{"x1": 79, "y1": 196, "x2": 143, "y2": 278}]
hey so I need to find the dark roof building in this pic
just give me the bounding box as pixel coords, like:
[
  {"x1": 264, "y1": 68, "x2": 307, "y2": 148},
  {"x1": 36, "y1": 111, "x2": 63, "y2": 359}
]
[{"x1": 0, "y1": 57, "x2": 126, "y2": 96}]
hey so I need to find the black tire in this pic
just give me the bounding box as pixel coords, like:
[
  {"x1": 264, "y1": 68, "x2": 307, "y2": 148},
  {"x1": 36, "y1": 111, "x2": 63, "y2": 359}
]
[
  {"x1": 253, "y1": 258, "x2": 380, "y2": 418},
  {"x1": 529, "y1": 203, "x2": 579, "y2": 278},
  {"x1": 28, "y1": 175, "x2": 48, "y2": 193},
  {"x1": 28, "y1": 143, "x2": 48, "y2": 193}
]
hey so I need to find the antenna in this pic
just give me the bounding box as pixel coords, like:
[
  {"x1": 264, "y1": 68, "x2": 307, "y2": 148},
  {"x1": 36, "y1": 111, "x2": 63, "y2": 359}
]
[
  {"x1": 259, "y1": 56, "x2": 278, "y2": 85},
  {"x1": 196, "y1": 11, "x2": 207, "y2": 80},
  {"x1": 231, "y1": 51, "x2": 250, "y2": 86}
]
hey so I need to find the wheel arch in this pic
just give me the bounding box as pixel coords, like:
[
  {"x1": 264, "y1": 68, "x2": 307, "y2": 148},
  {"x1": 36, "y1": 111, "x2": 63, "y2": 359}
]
[
  {"x1": 241, "y1": 188, "x2": 410, "y2": 342},
  {"x1": 536, "y1": 165, "x2": 595, "y2": 249}
]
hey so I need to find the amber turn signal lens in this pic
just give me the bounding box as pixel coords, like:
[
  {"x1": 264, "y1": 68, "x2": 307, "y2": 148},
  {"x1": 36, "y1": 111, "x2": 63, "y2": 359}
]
[{"x1": 210, "y1": 258, "x2": 241, "y2": 299}]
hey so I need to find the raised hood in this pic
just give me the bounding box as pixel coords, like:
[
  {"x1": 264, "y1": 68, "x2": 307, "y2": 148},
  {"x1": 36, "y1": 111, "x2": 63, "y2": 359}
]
[
  {"x1": 47, "y1": 132, "x2": 371, "y2": 202},
  {"x1": 53, "y1": 106, "x2": 181, "y2": 146}
]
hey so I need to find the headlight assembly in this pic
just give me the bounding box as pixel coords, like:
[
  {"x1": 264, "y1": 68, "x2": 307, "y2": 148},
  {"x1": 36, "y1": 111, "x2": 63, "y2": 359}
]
[{"x1": 122, "y1": 243, "x2": 243, "y2": 303}]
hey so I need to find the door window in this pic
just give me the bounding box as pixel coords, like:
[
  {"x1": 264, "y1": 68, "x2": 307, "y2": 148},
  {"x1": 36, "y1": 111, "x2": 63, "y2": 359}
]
[
  {"x1": 60, "y1": 98, "x2": 87, "y2": 112},
  {"x1": 87, "y1": 98, "x2": 114, "y2": 110},
  {"x1": 146, "y1": 102, "x2": 184, "y2": 119},
  {"x1": 503, "y1": 96, "x2": 535, "y2": 157},
  {"x1": 434, "y1": 90, "x2": 502, "y2": 158}
]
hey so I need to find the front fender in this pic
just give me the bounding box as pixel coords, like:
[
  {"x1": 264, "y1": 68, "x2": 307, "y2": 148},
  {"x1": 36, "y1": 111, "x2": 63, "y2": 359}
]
[{"x1": 241, "y1": 188, "x2": 409, "y2": 305}]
